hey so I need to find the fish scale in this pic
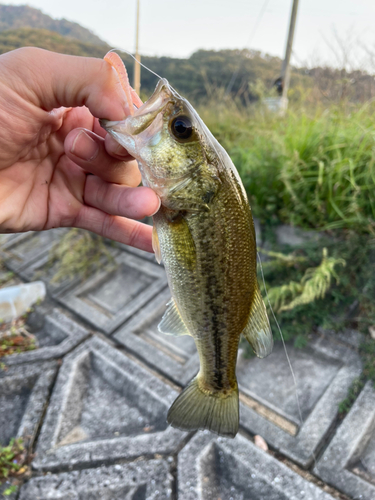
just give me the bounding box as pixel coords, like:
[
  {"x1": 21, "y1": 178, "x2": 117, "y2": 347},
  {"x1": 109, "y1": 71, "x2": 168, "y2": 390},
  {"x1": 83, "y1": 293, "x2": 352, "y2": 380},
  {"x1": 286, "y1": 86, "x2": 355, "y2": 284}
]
[{"x1": 101, "y1": 62, "x2": 273, "y2": 437}]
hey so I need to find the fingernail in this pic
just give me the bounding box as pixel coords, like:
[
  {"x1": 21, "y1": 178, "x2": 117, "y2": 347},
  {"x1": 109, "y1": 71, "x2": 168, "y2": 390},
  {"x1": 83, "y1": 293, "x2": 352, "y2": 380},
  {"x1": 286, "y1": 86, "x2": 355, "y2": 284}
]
[
  {"x1": 115, "y1": 143, "x2": 130, "y2": 157},
  {"x1": 122, "y1": 101, "x2": 132, "y2": 117},
  {"x1": 150, "y1": 196, "x2": 161, "y2": 216},
  {"x1": 71, "y1": 130, "x2": 99, "y2": 161}
]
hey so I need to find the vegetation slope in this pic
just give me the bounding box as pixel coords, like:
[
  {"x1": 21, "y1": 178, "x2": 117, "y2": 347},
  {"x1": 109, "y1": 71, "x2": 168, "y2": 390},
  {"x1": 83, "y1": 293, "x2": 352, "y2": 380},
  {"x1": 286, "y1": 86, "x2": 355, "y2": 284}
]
[{"x1": 0, "y1": 4, "x2": 105, "y2": 45}]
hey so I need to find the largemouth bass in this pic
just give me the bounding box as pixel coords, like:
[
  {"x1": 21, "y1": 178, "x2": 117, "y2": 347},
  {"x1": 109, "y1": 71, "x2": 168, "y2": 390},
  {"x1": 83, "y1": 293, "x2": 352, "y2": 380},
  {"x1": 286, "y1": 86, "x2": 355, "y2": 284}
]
[{"x1": 101, "y1": 55, "x2": 273, "y2": 438}]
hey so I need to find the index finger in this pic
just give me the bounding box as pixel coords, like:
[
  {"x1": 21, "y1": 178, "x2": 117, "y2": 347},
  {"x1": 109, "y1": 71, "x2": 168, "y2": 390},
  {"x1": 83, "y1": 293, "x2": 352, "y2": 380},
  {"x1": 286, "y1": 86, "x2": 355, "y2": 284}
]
[{"x1": 0, "y1": 47, "x2": 129, "y2": 121}]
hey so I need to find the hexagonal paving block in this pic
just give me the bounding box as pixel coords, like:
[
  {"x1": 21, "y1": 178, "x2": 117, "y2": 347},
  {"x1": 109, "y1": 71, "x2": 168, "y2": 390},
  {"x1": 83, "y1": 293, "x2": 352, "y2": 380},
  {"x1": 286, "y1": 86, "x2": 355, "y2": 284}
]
[
  {"x1": 0, "y1": 361, "x2": 57, "y2": 449},
  {"x1": 114, "y1": 288, "x2": 199, "y2": 386},
  {"x1": 237, "y1": 336, "x2": 362, "y2": 468},
  {"x1": 178, "y1": 432, "x2": 334, "y2": 499},
  {"x1": 18, "y1": 242, "x2": 121, "y2": 298},
  {"x1": 314, "y1": 381, "x2": 375, "y2": 500},
  {"x1": 20, "y1": 459, "x2": 173, "y2": 499},
  {"x1": 33, "y1": 337, "x2": 186, "y2": 471},
  {"x1": 0, "y1": 233, "x2": 19, "y2": 247},
  {"x1": 17, "y1": 250, "x2": 81, "y2": 295},
  {"x1": 56, "y1": 252, "x2": 167, "y2": 334},
  {"x1": 0, "y1": 229, "x2": 67, "y2": 273},
  {"x1": 3, "y1": 309, "x2": 90, "y2": 366},
  {"x1": 117, "y1": 306, "x2": 362, "y2": 469}
]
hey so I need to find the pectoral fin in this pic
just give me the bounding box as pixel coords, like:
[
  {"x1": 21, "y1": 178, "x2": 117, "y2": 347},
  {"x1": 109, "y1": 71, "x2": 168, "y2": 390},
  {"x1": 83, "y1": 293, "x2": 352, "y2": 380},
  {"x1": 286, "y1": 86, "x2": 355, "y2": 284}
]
[
  {"x1": 242, "y1": 286, "x2": 273, "y2": 358},
  {"x1": 158, "y1": 298, "x2": 191, "y2": 336},
  {"x1": 152, "y1": 225, "x2": 162, "y2": 264},
  {"x1": 163, "y1": 170, "x2": 220, "y2": 213}
]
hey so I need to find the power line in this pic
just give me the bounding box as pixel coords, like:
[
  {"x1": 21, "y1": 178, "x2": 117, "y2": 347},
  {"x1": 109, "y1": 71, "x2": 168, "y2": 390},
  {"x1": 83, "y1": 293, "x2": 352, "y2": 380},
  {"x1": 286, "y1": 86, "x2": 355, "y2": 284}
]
[{"x1": 225, "y1": 0, "x2": 271, "y2": 95}]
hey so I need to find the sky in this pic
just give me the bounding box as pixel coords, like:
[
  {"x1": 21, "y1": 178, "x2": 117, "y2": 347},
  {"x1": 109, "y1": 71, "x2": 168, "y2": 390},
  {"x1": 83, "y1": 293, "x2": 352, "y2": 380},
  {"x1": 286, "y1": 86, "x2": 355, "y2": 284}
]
[{"x1": 4, "y1": 0, "x2": 375, "y2": 70}]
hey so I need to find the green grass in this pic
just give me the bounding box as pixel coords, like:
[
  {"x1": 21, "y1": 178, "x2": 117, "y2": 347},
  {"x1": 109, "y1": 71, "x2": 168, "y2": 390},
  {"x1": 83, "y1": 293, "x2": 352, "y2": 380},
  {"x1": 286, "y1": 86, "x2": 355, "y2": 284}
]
[
  {"x1": 0, "y1": 438, "x2": 26, "y2": 495},
  {"x1": 360, "y1": 337, "x2": 375, "y2": 381},
  {"x1": 338, "y1": 377, "x2": 365, "y2": 417},
  {"x1": 201, "y1": 100, "x2": 375, "y2": 233},
  {"x1": 338, "y1": 338, "x2": 375, "y2": 417},
  {"x1": 257, "y1": 232, "x2": 375, "y2": 342}
]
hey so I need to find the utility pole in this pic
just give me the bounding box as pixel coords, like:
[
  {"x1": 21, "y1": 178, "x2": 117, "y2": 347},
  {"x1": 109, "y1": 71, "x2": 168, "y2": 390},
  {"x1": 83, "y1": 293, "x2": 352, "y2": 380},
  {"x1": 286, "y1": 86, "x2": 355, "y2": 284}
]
[
  {"x1": 134, "y1": 0, "x2": 141, "y2": 95},
  {"x1": 279, "y1": 0, "x2": 300, "y2": 103}
]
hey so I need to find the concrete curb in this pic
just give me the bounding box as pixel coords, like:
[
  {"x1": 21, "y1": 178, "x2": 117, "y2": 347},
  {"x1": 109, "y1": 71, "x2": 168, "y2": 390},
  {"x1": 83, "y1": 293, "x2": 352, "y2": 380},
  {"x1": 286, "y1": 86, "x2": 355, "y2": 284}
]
[
  {"x1": 0, "y1": 360, "x2": 57, "y2": 450},
  {"x1": 178, "y1": 431, "x2": 334, "y2": 499},
  {"x1": 20, "y1": 459, "x2": 173, "y2": 499},
  {"x1": 314, "y1": 381, "x2": 375, "y2": 500},
  {"x1": 56, "y1": 252, "x2": 167, "y2": 334},
  {"x1": 33, "y1": 337, "x2": 186, "y2": 471}
]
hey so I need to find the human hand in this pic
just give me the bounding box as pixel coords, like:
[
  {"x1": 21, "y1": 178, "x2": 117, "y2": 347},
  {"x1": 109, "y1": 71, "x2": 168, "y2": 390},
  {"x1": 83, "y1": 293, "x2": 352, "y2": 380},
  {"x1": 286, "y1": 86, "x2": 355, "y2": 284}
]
[{"x1": 0, "y1": 47, "x2": 160, "y2": 252}]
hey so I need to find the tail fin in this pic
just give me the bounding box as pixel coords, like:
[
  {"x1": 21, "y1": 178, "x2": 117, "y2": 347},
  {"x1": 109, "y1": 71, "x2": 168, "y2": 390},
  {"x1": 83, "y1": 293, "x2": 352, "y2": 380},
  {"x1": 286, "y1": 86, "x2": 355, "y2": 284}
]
[{"x1": 167, "y1": 377, "x2": 239, "y2": 438}]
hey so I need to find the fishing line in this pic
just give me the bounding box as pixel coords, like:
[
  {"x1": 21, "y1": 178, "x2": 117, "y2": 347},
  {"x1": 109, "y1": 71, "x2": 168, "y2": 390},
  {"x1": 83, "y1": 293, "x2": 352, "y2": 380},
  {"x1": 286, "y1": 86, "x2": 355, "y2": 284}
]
[
  {"x1": 256, "y1": 253, "x2": 304, "y2": 429},
  {"x1": 107, "y1": 47, "x2": 162, "y2": 79},
  {"x1": 225, "y1": 0, "x2": 272, "y2": 95},
  {"x1": 257, "y1": 251, "x2": 319, "y2": 470}
]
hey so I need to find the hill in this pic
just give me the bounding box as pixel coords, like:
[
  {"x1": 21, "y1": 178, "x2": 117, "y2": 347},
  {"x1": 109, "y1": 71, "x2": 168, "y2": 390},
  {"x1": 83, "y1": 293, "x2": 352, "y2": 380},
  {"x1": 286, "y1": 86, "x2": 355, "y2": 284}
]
[
  {"x1": 0, "y1": 28, "x2": 295, "y2": 102},
  {"x1": 0, "y1": 28, "x2": 108, "y2": 57},
  {"x1": 129, "y1": 49, "x2": 311, "y2": 103},
  {"x1": 0, "y1": 4, "x2": 106, "y2": 45},
  {"x1": 0, "y1": 18, "x2": 372, "y2": 105}
]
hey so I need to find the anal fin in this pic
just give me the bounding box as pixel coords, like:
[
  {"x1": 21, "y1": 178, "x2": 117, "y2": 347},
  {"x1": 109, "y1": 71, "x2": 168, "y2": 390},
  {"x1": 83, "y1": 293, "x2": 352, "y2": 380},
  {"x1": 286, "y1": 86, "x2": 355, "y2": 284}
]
[
  {"x1": 158, "y1": 298, "x2": 191, "y2": 336},
  {"x1": 242, "y1": 285, "x2": 273, "y2": 358}
]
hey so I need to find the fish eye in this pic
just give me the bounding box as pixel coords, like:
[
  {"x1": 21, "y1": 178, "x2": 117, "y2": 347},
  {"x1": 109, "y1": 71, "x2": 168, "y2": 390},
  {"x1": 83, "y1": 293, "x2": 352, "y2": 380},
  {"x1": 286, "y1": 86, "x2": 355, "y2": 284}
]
[{"x1": 171, "y1": 116, "x2": 193, "y2": 140}]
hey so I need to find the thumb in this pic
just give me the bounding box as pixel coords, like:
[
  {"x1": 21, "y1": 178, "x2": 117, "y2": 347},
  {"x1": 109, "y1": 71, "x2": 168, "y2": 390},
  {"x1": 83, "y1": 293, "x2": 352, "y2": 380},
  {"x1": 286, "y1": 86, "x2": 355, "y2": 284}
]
[{"x1": 0, "y1": 47, "x2": 128, "y2": 121}]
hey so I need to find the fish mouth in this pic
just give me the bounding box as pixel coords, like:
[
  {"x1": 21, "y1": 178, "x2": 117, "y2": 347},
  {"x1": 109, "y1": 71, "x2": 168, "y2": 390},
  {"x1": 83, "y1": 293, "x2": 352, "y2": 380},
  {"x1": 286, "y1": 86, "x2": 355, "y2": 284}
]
[
  {"x1": 101, "y1": 78, "x2": 175, "y2": 138},
  {"x1": 100, "y1": 77, "x2": 198, "y2": 166}
]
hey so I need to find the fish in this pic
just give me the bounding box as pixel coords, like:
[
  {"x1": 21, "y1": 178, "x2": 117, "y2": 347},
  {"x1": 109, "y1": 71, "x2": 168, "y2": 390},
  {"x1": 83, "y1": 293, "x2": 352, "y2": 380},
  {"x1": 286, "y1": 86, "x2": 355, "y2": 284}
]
[{"x1": 101, "y1": 53, "x2": 273, "y2": 438}]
